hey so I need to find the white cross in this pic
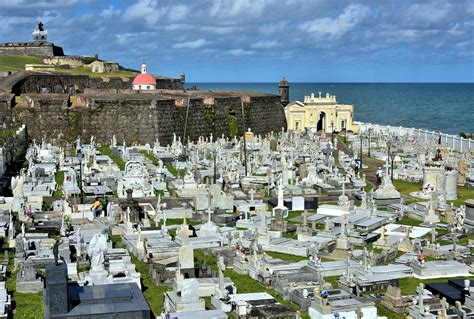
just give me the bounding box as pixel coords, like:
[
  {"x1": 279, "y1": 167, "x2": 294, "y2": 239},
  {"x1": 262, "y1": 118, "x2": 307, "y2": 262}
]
[{"x1": 249, "y1": 189, "x2": 256, "y2": 202}]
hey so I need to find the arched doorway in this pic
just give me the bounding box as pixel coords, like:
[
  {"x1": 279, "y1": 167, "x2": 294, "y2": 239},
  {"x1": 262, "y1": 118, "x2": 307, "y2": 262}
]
[{"x1": 316, "y1": 112, "x2": 326, "y2": 132}]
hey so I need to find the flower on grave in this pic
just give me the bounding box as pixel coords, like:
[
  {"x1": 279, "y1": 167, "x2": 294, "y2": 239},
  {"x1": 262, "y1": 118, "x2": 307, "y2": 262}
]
[{"x1": 23, "y1": 209, "x2": 34, "y2": 218}]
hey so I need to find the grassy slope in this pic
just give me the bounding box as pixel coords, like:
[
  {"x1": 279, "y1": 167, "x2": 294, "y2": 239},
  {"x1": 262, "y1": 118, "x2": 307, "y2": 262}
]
[
  {"x1": 0, "y1": 56, "x2": 42, "y2": 72},
  {"x1": 0, "y1": 56, "x2": 137, "y2": 77},
  {"x1": 98, "y1": 146, "x2": 125, "y2": 170}
]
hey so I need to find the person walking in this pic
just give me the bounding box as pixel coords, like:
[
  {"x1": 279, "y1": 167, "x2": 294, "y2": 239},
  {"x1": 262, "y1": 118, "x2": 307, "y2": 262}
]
[{"x1": 91, "y1": 197, "x2": 102, "y2": 218}]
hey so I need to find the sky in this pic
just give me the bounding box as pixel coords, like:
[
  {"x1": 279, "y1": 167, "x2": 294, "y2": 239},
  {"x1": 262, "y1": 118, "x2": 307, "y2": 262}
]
[{"x1": 0, "y1": 0, "x2": 473, "y2": 82}]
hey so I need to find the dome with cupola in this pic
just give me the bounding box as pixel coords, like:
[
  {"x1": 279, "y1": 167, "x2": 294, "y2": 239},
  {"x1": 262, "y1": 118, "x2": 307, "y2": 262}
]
[{"x1": 132, "y1": 62, "x2": 156, "y2": 90}]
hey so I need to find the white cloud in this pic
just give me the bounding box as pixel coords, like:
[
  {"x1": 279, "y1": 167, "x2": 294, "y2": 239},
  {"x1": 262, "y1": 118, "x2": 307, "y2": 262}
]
[
  {"x1": 168, "y1": 5, "x2": 189, "y2": 21},
  {"x1": 115, "y1": 32, "x2": 139, "y2": 45},
  {"x1": 210, "y1": 0, "x2": 271, "y2": 18},
  {"x1": 123, "y1": 0, "x2": 167, "y2": 26},
  {"x1": 201, "y1": 26, "x2": 243, "y2": 35},
  {"x1": 100, "y1": 5, "x2": 121, "y2": 18},
  {"x1": 172, "y1": 38, "x2": 208, "y2": 49},
  {"x1": 300, "y1": 4, "x2": 370, "y2": 39},
  {"x1": 227, "y1": 48, "x2": 254, "y2": 56},
  {"x1": 251, "y1": 40, "x2": 281, "y2": 49},
  {"x1": 259, "y1": 21, "x2": 288, "y2": 35},
  {"x1": 404, "y1": 1, "x2": 451, "y2": 25}
]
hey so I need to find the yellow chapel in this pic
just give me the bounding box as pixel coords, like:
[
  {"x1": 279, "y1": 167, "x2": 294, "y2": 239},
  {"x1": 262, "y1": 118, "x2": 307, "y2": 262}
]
[{"x1": 285, "y1": 92, "x2": 359, "y2": 133}]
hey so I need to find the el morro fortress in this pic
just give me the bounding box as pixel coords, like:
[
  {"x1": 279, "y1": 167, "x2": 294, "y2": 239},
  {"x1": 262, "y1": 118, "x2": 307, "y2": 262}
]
[{"x1": 0, "y1": 23, "x2": 288, "y2": 145}]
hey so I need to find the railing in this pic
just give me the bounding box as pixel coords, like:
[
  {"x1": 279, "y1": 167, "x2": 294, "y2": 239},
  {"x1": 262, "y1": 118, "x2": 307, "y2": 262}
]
[{"x1": 357, "y1": 122, "x2": 474, "y2": 152}]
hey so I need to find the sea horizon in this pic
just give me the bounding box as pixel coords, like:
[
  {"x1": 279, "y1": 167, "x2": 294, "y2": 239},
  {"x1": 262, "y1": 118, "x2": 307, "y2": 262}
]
[{"x1": 186, "y1": 82, "x2": 474, "y2": 136}]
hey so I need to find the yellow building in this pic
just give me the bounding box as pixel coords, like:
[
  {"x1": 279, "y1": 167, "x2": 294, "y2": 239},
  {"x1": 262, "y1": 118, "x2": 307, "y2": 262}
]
[{"x1": 285, "y1": 92, "x2": 359, "y2": 133}]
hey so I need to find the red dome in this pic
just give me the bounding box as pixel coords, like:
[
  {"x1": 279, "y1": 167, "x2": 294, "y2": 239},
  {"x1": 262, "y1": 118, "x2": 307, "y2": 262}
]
[{"x1": 132, "y1": 73, "x2": 156, "y2": 85}]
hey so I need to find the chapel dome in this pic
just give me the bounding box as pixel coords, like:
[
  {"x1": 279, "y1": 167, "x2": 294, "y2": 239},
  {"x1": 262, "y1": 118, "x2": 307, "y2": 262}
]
[{"x1": 132, "y1": 73, "x2": 156, "y2": 85}]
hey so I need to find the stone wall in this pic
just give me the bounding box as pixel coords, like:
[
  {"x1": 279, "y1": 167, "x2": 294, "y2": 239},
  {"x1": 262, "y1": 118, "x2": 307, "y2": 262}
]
[
  {"x1": 0, "y1": 43, "x2": 64, "y2": 57},
  {"x1": 0, "y1": 94, "x2": 13, "y2": 125},
  {"x1": 9, "y1": 93, "x2": 287, "y2": 145},
  {"x1": 6, "y1": 73, "x2": 183, "y2": 94}
]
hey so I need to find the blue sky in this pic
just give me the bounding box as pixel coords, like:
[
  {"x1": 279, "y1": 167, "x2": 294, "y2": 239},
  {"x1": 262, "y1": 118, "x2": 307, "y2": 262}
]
[{"x1": 1, "y1": 0, "x2": 473, "y2": 82}]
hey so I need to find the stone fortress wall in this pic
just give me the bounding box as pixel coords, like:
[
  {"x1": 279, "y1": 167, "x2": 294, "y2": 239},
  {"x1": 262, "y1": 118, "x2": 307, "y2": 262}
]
[
  {"x1": 0, "y1": 42, "x2": 64, "y2": 57},
  {"x1": 0, "y1": 73, "x2": 287, "y2": 145}
]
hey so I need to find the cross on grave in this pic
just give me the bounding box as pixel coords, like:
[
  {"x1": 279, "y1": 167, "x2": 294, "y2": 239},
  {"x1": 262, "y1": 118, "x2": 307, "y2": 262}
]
[
  {"x1": 439, "y1": 297, "x2": 448, "y2": 319},
  {"x1": 431, "y1": 223, "x2": 436, "y2": 243},
  {"x1": 206, "y1": 207, "x2": 213, "y2": 223},
  {"x1": 218, "y1": 256, "x2": 225, "y2": 291},
  {"x1": 340, "y1": 216, "x2": 347, "y2": 238},
  {"x1": 249, "y1": 188, "x2": 256, "y2": 202},
  {"x1": 325, "y1": 217, "x2": 330, "y2": 232},
  {"x1": 454, "y1": 301, "x2": 466, "y2": 319},
  {"x1": 416, "y1": 283, "x2": 425, "y2": 313}
]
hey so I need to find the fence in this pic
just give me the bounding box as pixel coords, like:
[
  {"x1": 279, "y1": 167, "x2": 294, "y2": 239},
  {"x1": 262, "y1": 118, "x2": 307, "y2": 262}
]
[{"x1": 357, "y1": 122, "x2": 474, "y2": 153}]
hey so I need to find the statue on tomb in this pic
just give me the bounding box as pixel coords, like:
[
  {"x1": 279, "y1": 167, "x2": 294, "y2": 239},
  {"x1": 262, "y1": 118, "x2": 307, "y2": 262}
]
[
  {"x1": 183, "y1": 169, "x2": 195, "y2": 184},
  {"x1": 455, "y1": 206, "x2": 465, "y2": 231},
  {"x1": 53, "y1": 238, "x2": 63, "y2": 266},
  {"x1": 88, "y1": 231, "x2": 108, "y2": 268}
]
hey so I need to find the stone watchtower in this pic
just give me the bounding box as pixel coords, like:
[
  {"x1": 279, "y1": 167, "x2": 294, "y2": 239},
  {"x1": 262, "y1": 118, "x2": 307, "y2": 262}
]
[
  {"x1": 32, "y1": 22, "x2": 48, "y2": 44},
  {"x1": 279, "y1": 77, "x2": 290, "y2": 107}
]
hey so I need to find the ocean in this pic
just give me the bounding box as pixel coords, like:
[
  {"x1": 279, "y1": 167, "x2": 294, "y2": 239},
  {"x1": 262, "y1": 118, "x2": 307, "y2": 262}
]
[{"x1": 186, "y1": 83, "x2": 474, "y2": 135}]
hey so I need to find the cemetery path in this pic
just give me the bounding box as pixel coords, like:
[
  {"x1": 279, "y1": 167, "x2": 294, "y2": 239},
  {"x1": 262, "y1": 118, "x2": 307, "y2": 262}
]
[{"x1": 337, "y1": 136, "x2": 379, "y2": 190}]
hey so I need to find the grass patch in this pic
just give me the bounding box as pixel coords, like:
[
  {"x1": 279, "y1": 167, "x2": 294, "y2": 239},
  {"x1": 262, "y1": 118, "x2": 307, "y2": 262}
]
[
  {"x1": 449, "y1": 187, "x2": 474, "y2": 207},
  {"x1": 98, "y1": 146, "x2": 125, "y2": 170},
  {"x1": 140, "y1": 150, "x2": 160, "y2": 165},
  {"x1": 0, "y1": 55, "x2": 43, "y2": 72},
  {"x1": 398, "y1": 276, "x2": 474, "y2": 295},
  {"x1": 165, "y1": 163, "x2": 185, "y2": 177},
  {"x1": 55, "y1": 65, "x2": 137, "y2": 78},
  {"x1": 265, "y1": 251, "x2": 307, "y2": 262},
  {"x1": 395, "y1": 217, "x2": 422, "y2": 227},
  {"x1": 3, "y1": 239, "x2": 44, "y2": 318},
  {"x1": 52, "y1": 170, "x2": 65, "y2": 199},
  {"x1": 131, "y1": 253, "x2": 171, "y2": 316},
  {"x1": 392, "y1": 179, "x2": 421, "y2": 196},
  {"x1": 375, "y1": 301, "x2": 406, "y2": 319}
]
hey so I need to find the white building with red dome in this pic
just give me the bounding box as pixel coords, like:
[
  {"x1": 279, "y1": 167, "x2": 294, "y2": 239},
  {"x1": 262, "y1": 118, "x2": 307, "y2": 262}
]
[{"x1": 132, "y1": 63, "x2": 156, "y2": 91}]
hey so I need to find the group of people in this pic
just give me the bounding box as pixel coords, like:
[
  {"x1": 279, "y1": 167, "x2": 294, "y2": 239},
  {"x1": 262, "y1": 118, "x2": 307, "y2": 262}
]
[{"x1": 91, "y1": 196, "x2": 109, "y2": 218}]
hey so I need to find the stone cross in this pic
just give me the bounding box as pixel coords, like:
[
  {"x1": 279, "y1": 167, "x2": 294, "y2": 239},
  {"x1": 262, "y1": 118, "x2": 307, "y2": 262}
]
[
  {"x1": 303, "y1": 210, "x2": 308, "y2": 227},
  {"x1": 454, "y1": 301, "x2": 466, "y2": 319},
  {"x1": 206, "y1": 207, "x2": 213, "y2": 223},
  {"x1": 277, "y1": 177, "x2": 284, "y2": 208},
  {"x1": 416, "y1": 283, "x2": 425, "y2": 312},
  {"x1": 249, "y1": 188, "x2": 256, "y2": 202},
  {"x1": 439, "y1": 297, "x2": 448, "y2": 319},
  {"x1": 340, "y1": 216, "x2": 347, "y2": 238},
  {"x1": 363, "y1": 248, "x2": 368, "y2": 270},
  {"x1": 431, "y1": 223, "x2": 436, "y2": 243},
  {"x1": 324, "y1": 217, "x2": 330, "y2": 232},
  {"x1": 218, "y1": 256, "x2": 225, "y2": 290}
]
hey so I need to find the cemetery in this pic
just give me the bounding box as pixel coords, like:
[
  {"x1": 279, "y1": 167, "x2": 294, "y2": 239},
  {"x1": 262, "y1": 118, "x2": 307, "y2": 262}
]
[{"x1": 0, "y1": 95, "x2": 473, "y2": 319}]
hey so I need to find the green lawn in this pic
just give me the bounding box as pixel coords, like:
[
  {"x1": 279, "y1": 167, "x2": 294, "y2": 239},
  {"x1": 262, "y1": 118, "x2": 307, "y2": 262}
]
[
  {"x1": 55, "y1": 66, "x2": 137, "y2": 78},
  {"x1": 2, "y1": 240, "x2": 44, "y2": 318},
  {"x1": 449, "y1": 187, "x2": 474, "y2": 207},
  {"x1": 131, "y1": 254, "x2": 171, "y2": 316},
  {"x1": 375, "y1": 301, "x2": 406, "y2": 319},
  {"x1": 140, "y1": 150, "x2": 160, "y2": 165},
  {"x1": 98, "y1": 146, "x2": 125, "y2": 170},
  {"x1": 395, "y1": 216, "x2": 422, "y2": 227},
  {"x1": 52, "y1": 170, "x2": 65, "y2": 199},
  {"x1": 165, "y1": 163, "x2": 185, "y2": 177},
  {"x1": 265, "y1": 251, "x2": 307, "y2": 262},
  {"x1": 0, "y1": 55, "x2": 43, "y2": 72},
  {"x1": 398, "y1": 276, "x2": 474, "y2": 295},
  {"x1": 392, "y1": 179, "x2": 422, "y2": 196}
]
